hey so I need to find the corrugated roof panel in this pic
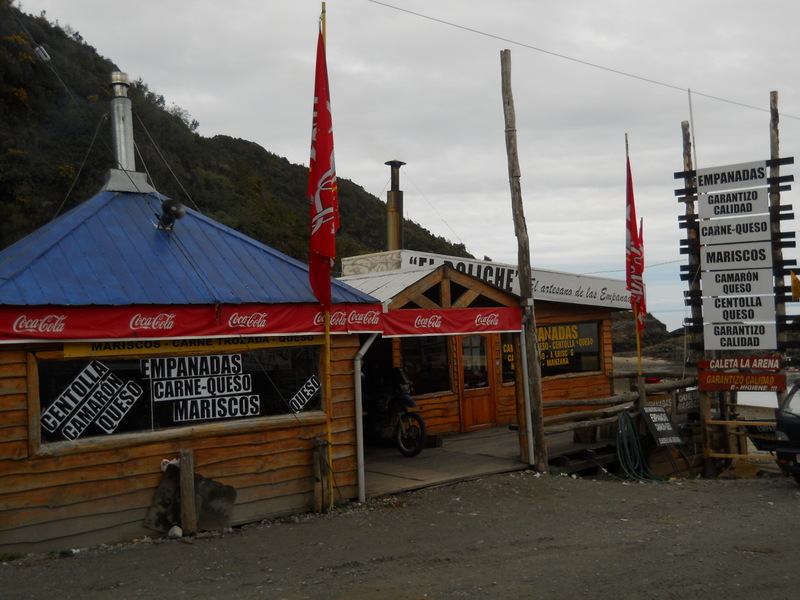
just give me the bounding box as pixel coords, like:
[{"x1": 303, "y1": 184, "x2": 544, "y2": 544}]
[
  {"x1": 338, "y1": 268, "x2": 437, "y2": 303},
  {"x1": 0, "y1": 190, "x2": 377, "y2": 307}
]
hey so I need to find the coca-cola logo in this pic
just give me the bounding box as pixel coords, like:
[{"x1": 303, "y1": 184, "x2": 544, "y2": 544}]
[
  {"x1": 414, "y1": 314, "x2": 443, "y2": 329},
  {"x1": 130, "y1": 313, "x2": 176, "y2": 331},
  {"x1": 314, "y1": 311, "x2": 347, "y2": 326},
  {"x1": 13, "y1": 314, "x2": 67, "y2": 333},
  {"x1": 475, "y1": 313, "x2": 500, "y2": 327},
  {"x1": 228, "y1": 312, "x2": 269, "y2": 328},
  {"x1": 314, "y1": 310, "x2": 382, "y2": 327},
  {"x1": 347, "y1": 310, "x2": 381, "y2": 325}
]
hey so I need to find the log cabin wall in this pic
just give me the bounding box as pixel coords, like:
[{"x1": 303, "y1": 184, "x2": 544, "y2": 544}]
[
  {"x1": 390, "y1": 302, "x2": 615, "y2": 435},
  {"x1": 0, "y1": 336, "x2": 360, "y2": 556},
  {"x1": 536, "y1": 302, "x2": 615, "y2": 418}
]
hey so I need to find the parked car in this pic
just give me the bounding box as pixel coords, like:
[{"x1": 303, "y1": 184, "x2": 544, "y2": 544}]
[{"x1": 775, "y1": 381, "x2": 800, "y2": 485}]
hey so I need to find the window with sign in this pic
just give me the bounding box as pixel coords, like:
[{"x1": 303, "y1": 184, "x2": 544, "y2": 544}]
[
  {"x1": 37, "y1": 346, "x2": 321, "y2": 444},
  {"x1": 501, "y1": 332, "x2": 516, "y2": 384},
  {"x1": 538, "y1": 322, "x2": 601, "y2": 377},
  {"x1": 400, "y1": 335, "x2": 451, "y2": 395}
]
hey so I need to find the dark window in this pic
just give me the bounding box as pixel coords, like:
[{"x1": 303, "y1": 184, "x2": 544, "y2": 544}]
[
  {"x1": 538, "y1": 322, "x2": 601, "y2": 377},
  {"x1": 38, "y1": 346, "x2": 320, "y2": 444},
  {"x1": 462, "y1": 335, "x2": 489, "y2": 389},
  {"x1": 501, "y1": 332, "x2": 516, "y2": 384},
  {"x1": 400, "y1": 336, "x2": 451, "y2": 395}
]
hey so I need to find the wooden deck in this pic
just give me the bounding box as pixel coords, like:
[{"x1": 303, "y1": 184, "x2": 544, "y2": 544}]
[{"x1": 365, "y1": 426, "x2": 618, "y2": 498}]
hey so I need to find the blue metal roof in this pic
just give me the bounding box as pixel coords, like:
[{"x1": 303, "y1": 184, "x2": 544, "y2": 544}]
[{"x1": 0, "y1": 190, "x2": 377, "y2": 307}]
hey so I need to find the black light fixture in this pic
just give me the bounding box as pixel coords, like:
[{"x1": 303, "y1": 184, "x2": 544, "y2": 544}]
[{"x1": 156, "y1": 199, "x2": 186, "y2": 231}]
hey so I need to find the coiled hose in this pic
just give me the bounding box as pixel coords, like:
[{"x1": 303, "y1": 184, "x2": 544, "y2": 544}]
[{"x1": 616, "y1": 411, "x2": 663, "y2": 483}]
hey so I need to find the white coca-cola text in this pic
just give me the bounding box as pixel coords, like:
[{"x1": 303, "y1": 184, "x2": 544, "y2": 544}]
[
  {"x1": 475, "y1": 313, "x2": 500, "y2": 327},
  {"x1": 228, "y1": 312, "x2": 269, "y2": 328},
  {"x1": 413, "y1": 314, "x2": 443, "y2": 329},
  {"x1": 130, "y1": 313, "x2": 176, "y2": 330},
  {"x1": 314, "y1": 310, "x2": 381, "y2": 326},
  {"x1": 13, "y1": 314, "x2": 67, "y2": 333}
]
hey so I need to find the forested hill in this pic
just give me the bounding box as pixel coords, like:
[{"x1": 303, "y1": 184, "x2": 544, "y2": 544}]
[{"x1": 0, "y1": 1, "x2": 472, "y2": 268}]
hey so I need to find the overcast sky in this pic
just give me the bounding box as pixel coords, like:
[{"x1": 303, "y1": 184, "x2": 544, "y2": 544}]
[{"x1": 16, "y1": 0, "x2": 800, "y2": 331}]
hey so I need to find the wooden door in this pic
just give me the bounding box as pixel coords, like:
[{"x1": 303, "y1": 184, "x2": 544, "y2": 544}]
[{"x1": 460, "y1": 334, "x2": 495, "y2": 431}]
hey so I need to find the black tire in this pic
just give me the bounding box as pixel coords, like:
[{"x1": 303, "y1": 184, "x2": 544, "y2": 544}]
[{"x1": 396, "y1": 412, "x2": 427, "y2": 457}]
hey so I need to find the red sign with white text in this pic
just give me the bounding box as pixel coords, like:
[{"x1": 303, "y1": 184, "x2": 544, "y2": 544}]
[
  {"x1": 698, "y1": 370, "x2": 786, "y2": 392},
  {"x1": 0, "y1": 304, "x2": 522, "y2": 342},
  {"x1": 0, "y1": 304, "x2": 383, "y2": 343},
  {"x1": 381, "y1": 307, "x2": 522, "y2": 337},
  {"x1": 697, "y1": 356, "x2": 781, "y2": 372}
]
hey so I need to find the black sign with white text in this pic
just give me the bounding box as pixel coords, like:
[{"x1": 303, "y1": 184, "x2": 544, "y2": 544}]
[{"x1": 38, "y1": 346, "x2": 321, "y2": 443}]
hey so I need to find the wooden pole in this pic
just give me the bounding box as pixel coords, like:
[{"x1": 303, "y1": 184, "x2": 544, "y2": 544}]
[
  {"x1": 179, "y1": 448, "x2": 197, "y2": 536},
  {"x1": 320, "y1": 1, "x2": 334, "y2": 512},
  {"x1": 681, "y1": 121, "x2": 715, "y2": 473},
  {"x1": 769, "y1": 91, "x2": 788, "y2": 408},
  {"x1": 500, "y1": 49, "x2": 548, "y2": 472},
  {"x1": 626, "y1": 135, "x2": 646, "y2": 411}
]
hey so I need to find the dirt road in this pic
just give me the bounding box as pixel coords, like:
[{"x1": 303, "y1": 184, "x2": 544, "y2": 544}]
[{"x1": 3, "y1": 471, "x2": 799, "y2": 599}]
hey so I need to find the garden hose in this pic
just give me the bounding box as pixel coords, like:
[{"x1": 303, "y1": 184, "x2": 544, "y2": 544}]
[{"x1": 616, "y1": 412, "x2": 663, "y2": 483}]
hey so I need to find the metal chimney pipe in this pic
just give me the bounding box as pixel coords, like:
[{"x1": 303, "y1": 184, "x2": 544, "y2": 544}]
[
  {"x1": 385, "y1": 160, "x2": 405, "y2": 250},
  {"x1": 109, "y1": 72, "x2": 136, "y2": 171}
]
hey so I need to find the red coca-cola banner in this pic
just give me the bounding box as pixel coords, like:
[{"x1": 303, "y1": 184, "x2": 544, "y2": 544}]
[
  {"x1": 381, "y1": 307, "x2": 522, "y2": 337},
  {"x1": 0, "y1": 304, "x2": 522, "y2": 343},
  {"x1": 0, "y1": 304, "x2": 383, "y2": 343}
]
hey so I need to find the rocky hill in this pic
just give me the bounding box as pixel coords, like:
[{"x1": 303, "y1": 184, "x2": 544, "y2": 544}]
[{"x1": 0, "y1": 1, "x2": 471, "y2": 267}]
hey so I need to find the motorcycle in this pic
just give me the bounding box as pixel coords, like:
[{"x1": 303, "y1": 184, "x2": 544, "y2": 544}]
[{"x1": 363, "y1": 367, "x2": 427, "y2": 457}]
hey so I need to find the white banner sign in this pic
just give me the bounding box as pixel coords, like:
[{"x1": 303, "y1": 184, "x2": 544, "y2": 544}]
[
  {"x1": 697, "y1": 187, "x2": 769, "y2": 219},
  {"x1": 700, "y1": 241, "x2": 773, "y2": 271},
  {"x1": 698, "y1": 214, "x2": 772, "y2": 246},
  {"x1": 702, "y1": 294, "x2": 776, "y2": 324},
  {"x1": 704, "y1": 322, "x2": 777, "y2": 350},
  {"x1": 700, "y1": 268, "x2": 774, "y2": 297},
  {"x1": 696, "y1": 160, "x2": 767, "y2": 193},
  {"x1": 394, "y1": 250, "x2": 631, "y2": 309}
]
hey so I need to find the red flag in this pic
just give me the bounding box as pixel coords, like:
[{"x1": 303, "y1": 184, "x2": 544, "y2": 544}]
[
  {"x1": 308, "y1": 25, "x2": 338, "y2": 310},
  {"x1": 625, "y1": 156, "x2": 646, "y2": 334}
]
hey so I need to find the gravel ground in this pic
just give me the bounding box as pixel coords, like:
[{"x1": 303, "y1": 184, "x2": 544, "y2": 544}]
[{"x1": 3, "y1": 470, "x2": 800, "y2": 600}]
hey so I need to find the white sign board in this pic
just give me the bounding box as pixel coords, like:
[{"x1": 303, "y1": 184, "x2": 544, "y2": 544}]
[
  {"x1": 697, "y1": 187, "x2": 769, "y2": 219},
  {"x1": 700, "y1": 241, "x2": 773, "y2": 271},
  {"x1": 341, "y1": 250, "x2": 631, "y2": 309},
  {"x1": 702, "y1": 294, "x2": 776, "y2": 324},
  {"x1": 698, "y1": 214, "x2": 772, "y2": 246},
  {"x1": 696, "y1": 160, "x2": 767, "y2": 193},
  {"x1": 703, "y1": 322, "x2": 777, "y2": 351},
  {"x1": 701, "y1": 268, "x2": 774, "y2": 297}
]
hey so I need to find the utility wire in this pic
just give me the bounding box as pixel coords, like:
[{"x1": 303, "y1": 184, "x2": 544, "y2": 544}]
[{"x1": 366, "y1": 0, "x2": 800, "y2": 121}]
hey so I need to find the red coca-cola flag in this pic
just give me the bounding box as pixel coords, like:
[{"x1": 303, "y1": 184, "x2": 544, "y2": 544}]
[
  {"x1": 625, "y1": 155, "x2": 646, "y2": 335},
  {"x1": 307, "y1": 23, "x2": 338, "y2": 310}
]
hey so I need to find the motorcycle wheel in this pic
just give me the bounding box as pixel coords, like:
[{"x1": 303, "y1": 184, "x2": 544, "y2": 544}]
[{"x1": 396, "y1": 412, "x2": 427, "y2": 457}]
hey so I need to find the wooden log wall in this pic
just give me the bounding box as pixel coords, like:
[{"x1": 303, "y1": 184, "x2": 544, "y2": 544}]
[
  {"x1": 0, "y1": 337, "x2": 361, "y2": 555},
  {"x1": 398, "y1": 306, "x2": 617, "y2": 436},
  {"x1": 537, "y1": 304, "x2": 615, "y2": 417}
]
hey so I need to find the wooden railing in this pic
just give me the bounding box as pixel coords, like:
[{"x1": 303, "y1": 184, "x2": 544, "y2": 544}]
[{"x1": 542, "y1": 376, "x2": 697, "y2": 436}]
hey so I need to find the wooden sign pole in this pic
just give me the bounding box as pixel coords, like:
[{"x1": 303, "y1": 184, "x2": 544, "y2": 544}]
[{"x1": 500, "y1": 49, "x2": 548, "y2": 472}]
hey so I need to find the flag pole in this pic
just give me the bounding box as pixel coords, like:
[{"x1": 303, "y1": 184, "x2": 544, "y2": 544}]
[
  {"x1": 626, "y1": 135, "x2": 645, "y2": 415},
  {"x1": 321, "y1": 2, "x2": 326, "y2": 43},
  {"x1": 625, "y1": 135, "x2": 643, "y2": 376},
  {"x1": 321, "y1": 1, "x2": 333, "y2": 511}
]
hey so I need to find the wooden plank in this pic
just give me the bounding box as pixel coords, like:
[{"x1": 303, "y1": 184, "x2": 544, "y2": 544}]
[
  {"x1": 0, "y1": 408, "x2": 26, "y2": 426},
  {"x1": 179, "y1": 449, "x2": 197, "y2": 535},
  {"x1": 0, "y1": 350, "x2": 27, "y2": 366},
  {"x1": 0, "y1": 377, "x2": 26, "y2": 396},
  {"x1": 2, "y1": 487, "x2": 156, "y2": 535},
  {"x1": 0, "y1": 363, "x2": 26, "y2": 379},
  {"x1": 0, "y1": 441, "x2": 28, "y2": 460},
  {"x1": 0, "y1": 435, "x2": 321, "y2": 497}
]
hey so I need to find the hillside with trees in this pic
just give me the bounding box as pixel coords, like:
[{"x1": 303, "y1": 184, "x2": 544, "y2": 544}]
[{"x1": 0, "y1": 0, "x2": 471, "y2": 269}]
